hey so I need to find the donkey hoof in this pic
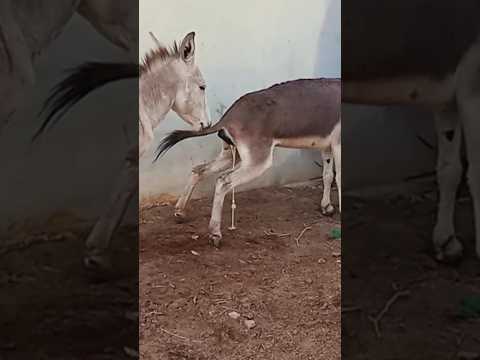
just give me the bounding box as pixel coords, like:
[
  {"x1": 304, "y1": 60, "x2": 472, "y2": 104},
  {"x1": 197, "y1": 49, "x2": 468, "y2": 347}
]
[
  {"x1": 321, "y1": 204, "x2": 335, "y2": 216},
  {"x1": 174, "y1": 210, "x2": 187, "y2": 223},
  {"x1": 435, "y1": 236, "x2": 463, "y2": 264},
  {"x1": 209, "y1": 233, "x2": 222, "y2": 248},
  {"x1": 84, "y1": 252, "x2": 112, "y2": 272}
]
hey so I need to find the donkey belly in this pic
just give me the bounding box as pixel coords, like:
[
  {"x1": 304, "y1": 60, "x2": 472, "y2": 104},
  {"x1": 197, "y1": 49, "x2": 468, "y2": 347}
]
[
  {"x1": 275, "y1": 136, "x2": 331, "y2": 150},
  {"x1": 274, "y1": 119, "x2": 340, "y2": 150},
  {"x1": 343, "y1": 75, "x2": 456, "y2": 108}
]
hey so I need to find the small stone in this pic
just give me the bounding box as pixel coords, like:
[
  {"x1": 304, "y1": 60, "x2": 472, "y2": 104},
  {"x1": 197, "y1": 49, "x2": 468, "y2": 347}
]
[
  {"x1": 228, "y1": 311, "x2": 241, "y2": 320},
  {"x1": 191, "y1": 235, "x2": 199, "y2": 240},
  {"x1": 244, "y1": 319, "x2": 256, "y2": 329},
  {"x1": 244, "y1": 313, "x2": 254, "y2": 320},
  {"x1": 306, "y1": 278, "x2": 313, "y2": 285},
  {"x1": 332, "y1": 252, "x2": 341, "y2": 258},
  {"x1": 191, "y1": 250, "x2": 200, "y2": 256},
  {"x1": 318, "y1": 258, "x2": 326, "y2": 264}
]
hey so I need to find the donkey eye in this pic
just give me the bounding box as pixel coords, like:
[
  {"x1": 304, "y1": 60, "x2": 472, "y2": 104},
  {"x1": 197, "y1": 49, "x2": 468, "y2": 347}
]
[{"x1": 199, "y1": 85, "x2": 206, "y2": 91}]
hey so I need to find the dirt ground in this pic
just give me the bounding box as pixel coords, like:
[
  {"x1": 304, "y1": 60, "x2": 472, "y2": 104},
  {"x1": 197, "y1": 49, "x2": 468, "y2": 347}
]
[
  {"x1": 140, "y1": 184, "x2": 341, "y2": 360},
  {"x1": 0, "y1": 218, "x2": 138, "y2": 360},
  {"x1": 342, "y1": 181, "x2": 480, "y2": 359}
]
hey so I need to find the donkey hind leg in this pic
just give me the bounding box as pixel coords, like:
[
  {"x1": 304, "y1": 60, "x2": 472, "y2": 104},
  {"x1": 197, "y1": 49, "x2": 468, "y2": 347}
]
[
  {"x1": 320, "y1": 149, "x2": 335, "y2": 215},
  {"x1": 432, "y1": 110, "x2": 464, "y2": 262},
  {"x1": 174, "y1": 142, "x2": 236, "y2": 222},
  {"x1": 208, "y1": 143, "x2": 274, "y2": 247},
  {"x1": 84, "y1": 145, "x2": 138, "y2": 270}
]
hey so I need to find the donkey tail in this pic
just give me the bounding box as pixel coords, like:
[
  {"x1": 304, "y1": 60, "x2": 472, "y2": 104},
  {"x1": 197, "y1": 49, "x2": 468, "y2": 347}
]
[
  {"x1": 33, "y1": 62, "x2": 139, "y2": 140},
  {"x1": 154, "y1": 121, "x2": 227, "y2": 161}
]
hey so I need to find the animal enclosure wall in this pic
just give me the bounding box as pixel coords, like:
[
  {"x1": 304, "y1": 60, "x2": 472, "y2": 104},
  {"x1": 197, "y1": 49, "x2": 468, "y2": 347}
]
[
  {"x1": 342, "y1": 104, "x2": 437, "y2": 191},
  {"x1": 138, "y1": 0, "x2": 341, "y2": 202}
]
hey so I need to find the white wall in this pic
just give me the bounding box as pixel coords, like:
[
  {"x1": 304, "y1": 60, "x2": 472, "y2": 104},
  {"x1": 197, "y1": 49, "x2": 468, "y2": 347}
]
[
  {"x1": 139, "y1": 0, "x2": 341, "y2": 201},
  {"x1": 342, "y1": 105, "x2": 436, "y2": 191}
]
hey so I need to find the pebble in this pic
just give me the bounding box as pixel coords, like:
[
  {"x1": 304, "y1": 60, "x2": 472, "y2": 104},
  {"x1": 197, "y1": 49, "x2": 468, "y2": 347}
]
[
  {"x1": 318, "y1": 258, "x2": 326, "y2": 264},
  {"x1": 244, "y1": 319, "x2": 256, "y2": 329},
  {"x1": 228, "y1": 311, "x2": 241, "y2": 320}
]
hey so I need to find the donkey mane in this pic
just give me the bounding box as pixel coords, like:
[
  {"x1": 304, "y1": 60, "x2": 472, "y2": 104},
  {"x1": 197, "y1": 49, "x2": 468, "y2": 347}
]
[{"x1": 140, "y1": 42, "x2": 181, "y2": 74}]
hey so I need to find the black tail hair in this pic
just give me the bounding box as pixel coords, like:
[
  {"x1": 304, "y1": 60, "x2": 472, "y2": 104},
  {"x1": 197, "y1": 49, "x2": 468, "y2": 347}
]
[
  {"x1": 154, "y1": 122, "x2": 225, "y2": 161},
  {"x1": 33, "y1": 62, "x2": 139, "y2": 141}
]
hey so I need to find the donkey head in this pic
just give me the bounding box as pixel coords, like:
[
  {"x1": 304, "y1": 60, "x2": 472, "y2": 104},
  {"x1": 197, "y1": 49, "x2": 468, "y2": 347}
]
[{"x1": 170, "y1": 32, "x2": 211, "y2": 131}]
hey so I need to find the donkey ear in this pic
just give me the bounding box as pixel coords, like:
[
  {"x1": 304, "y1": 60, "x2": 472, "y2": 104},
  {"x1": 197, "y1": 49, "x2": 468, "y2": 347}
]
[{"x1": 180, "y1": 32, "x2": 196, "y2": 63}]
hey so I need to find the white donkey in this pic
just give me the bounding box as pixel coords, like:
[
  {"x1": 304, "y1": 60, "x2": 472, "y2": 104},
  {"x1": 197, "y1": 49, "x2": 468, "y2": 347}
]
[
  {"x1": 0, "y1": 1, "x2": 210, "y2": 269},
  {"x1": 37, "y1": 32, "x2": 211, "y2": 269}
]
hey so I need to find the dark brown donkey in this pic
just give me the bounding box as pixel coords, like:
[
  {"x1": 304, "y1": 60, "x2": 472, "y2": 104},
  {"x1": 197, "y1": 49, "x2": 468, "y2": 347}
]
[
  {"x1": 343, "y1": 0, "x2": 480, "y2": 262},
  {"x1": 156, "y1": 78, "x2": 341, "y2": 246}
]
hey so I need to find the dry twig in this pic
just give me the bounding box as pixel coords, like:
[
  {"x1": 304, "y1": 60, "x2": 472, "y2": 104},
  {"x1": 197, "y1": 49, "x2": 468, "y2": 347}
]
[
  {"x1": 159, "y1": 327, "x2": 202, "y2": 343},
  {"x1": 295, "y1": 225, "x2": 312, "y2": 246},
  {"x1": 264, "y1": 230, "x2": 291, "y2": 238},
  {"x1": 368, "y1": 288, "x2": 411, "y2": 338}
]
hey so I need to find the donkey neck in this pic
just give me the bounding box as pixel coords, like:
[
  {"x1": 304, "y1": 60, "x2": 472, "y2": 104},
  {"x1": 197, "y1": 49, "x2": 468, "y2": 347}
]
[{"x1": 140, "y1": 63, "x2": 180, "y2": 130}]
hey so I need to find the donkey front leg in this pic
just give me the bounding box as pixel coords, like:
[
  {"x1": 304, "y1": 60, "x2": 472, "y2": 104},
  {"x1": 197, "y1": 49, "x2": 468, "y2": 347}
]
[
  {"x1": 174, "y1": 142, "x2": 235, "y2": 221},
  {"x1": 320, "y1": 149, "x2": 335, "y2": 215},
  {"x1": 84, "y1": 145, "x2": 138, "y2": 270},
  {"x1": 432, "y1": 110, "x2": 464, "y2": 262},
  {"x1": 208, "y1": 145, "x2": 274, "y2": 246}
]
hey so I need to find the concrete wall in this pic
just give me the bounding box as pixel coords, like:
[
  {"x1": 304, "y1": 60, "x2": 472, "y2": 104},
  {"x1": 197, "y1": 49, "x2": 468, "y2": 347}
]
[
  {"x1": 139, "y1": 0, "x2": 341, "y2": 201},
  {"x1": 343, "y1": 104, "x2": 437, "y2": 191}
]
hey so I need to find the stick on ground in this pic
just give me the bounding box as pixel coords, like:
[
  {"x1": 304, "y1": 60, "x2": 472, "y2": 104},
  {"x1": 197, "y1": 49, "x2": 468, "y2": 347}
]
[
  {"x1": 159, "y1": 327, "x2": 202, "y2": 343},
  {"x1": 295, "y1": 226, "x2": 312, "y2": 246},
  {"x1": 368, "y1": 289, "x2": 411, "y2": 338}
]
